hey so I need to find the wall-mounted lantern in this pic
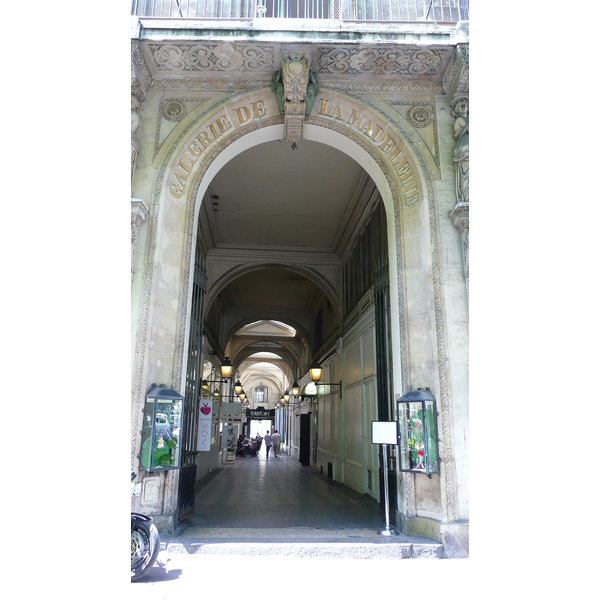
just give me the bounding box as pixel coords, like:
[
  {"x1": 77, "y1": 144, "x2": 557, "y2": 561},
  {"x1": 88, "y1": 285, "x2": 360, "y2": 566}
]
[
  {"x1": 140, "y1": 385, "x2": 185, "y2": 472},
  {"x1": 396, "y1": 389, "x2": 439, "y2": 476}
]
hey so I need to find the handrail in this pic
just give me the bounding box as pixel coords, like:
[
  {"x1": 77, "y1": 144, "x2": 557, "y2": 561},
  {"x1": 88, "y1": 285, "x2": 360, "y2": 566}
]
[{"x1": 131, "y1": 0, "x2": 469, "y2": 22}]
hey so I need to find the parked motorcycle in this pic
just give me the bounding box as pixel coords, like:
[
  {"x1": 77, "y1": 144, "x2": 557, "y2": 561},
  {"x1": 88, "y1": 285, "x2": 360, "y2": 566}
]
[{"x1": 131, "y1": 472, "x2": 160, "y2": 581}]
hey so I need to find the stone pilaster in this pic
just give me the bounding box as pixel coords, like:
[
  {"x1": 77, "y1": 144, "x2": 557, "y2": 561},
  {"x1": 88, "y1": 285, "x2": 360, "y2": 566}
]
[{"x1": 131, "y1": 198, "x2": 149, "y2": 281}]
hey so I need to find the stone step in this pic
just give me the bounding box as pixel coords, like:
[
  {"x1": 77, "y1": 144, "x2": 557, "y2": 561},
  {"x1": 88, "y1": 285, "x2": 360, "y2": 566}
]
[{"x1": 161, "y1": 530, "x2": 443, "y2": 559}]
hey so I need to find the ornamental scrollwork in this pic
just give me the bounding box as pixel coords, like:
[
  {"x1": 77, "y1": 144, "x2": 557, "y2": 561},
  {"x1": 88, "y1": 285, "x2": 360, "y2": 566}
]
[
  {"x1": 149, "y1": 43, "x2": 274, "y2": 73},
  {"x1": 318, "y1": 47, "x2": 447, "y2": 76}
]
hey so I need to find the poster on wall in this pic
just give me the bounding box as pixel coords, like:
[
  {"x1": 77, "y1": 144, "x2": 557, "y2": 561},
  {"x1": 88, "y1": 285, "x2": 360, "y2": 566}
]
[
  {"x1": 197, "y1": 398, "x2": 213, "y2": 451},
  {"x1": 222, "y1": 424, "x2": 238, "y2": 452}
]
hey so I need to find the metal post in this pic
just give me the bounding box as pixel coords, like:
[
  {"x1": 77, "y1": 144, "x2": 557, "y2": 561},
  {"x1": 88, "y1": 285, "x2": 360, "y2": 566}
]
[{"x1": 378, "y1": 444, "x2": 399, "y2": 536}]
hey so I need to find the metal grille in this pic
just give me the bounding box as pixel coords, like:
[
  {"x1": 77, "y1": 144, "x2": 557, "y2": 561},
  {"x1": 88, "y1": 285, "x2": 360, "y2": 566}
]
[{"x1": 181, "y1": 242, "x2": 208, "y2": 466}]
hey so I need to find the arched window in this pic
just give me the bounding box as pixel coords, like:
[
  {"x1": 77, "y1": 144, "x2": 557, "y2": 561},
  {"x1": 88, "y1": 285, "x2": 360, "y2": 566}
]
[{"x1": 255, "y1": 386, "x2": 268, "y2": 403}]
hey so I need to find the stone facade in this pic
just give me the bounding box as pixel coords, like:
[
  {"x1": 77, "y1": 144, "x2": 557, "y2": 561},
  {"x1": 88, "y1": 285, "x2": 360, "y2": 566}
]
[{"x1": 131, "y1": 15, "x2": 468, "y2": 556}]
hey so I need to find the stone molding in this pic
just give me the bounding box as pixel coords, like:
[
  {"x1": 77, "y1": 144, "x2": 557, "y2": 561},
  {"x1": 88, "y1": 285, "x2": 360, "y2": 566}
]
[
  {"x1": 442, "y1": 44, "x2": 468, "y2": 108},
  {"x1": 323, "y1": 80, "x2": 443, "y2": 94}
]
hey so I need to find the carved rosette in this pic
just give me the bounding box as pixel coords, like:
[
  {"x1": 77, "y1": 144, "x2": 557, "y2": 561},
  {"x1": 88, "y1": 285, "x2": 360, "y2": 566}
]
[{"x1": 131, "y1": 199, "x2": 149, "y2": 281}]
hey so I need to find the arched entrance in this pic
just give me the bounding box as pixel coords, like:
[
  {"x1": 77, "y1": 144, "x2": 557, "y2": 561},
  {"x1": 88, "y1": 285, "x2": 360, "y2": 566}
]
[{"x1": 133, "y1": 87, "x2": 456, "y2": 538}]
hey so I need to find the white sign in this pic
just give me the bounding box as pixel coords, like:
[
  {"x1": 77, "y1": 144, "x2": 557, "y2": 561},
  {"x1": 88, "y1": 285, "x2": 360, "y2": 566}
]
[
  {"x1": 221, "y1": 402, "x2": 243, "y2": 419},
  {"x1": 371, "y1": 421, "x2": 398, "y2": 445},
  {"x1": 197, "y1": 398, "x2": 213, "y2": 451}
]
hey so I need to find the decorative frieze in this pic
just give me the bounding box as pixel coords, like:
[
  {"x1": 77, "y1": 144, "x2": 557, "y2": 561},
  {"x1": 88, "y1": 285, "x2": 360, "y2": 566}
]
[
  {"x1": 148, "y1": 42, "x2": 274, "y2": 73},
  {"x1": 318, "y1": 47, "x2": 449, "y2": 76}
]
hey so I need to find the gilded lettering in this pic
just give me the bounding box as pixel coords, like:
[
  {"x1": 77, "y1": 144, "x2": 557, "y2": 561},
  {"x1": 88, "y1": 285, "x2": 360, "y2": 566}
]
[
  {"x1": 395, "y1": 160, "x2": 412, "y2": 179},
  {"x1": 187, "y1": 141, "x2": 203, "y2": 159},
  {"x1": 175, "y1": 173, "x2": 188, "y2": 188},
  {"x1": 347, "y1": 109, "x2": 363, "y2": 127},
  {"x1": 208, "y1": 122, "x2": 223, "y2": 140},
  {"x1": 218, "y1": 116, "x2": 232, "y2": 133},
  {"x1": 328, "y1": 103, "x2": 344, "y2": 121},
  {"x1": 170, "y1": 181, "x2": 184, "y2": 198},
  {"x1": 405, "y1": 189, "x2": 420, "y2": 203},
  {"x1": 319, "y1": 98, "x2": 330, "y2": 115},
  {"x1": 197, "y1": 131, "x2": 213, "y2": 147},
  {"x1": 360, "y1": 120, "x2": 373, "y2": 137},
  {"x1": 379, "y1": 135, "x2": 397, "y2": 156},
  {"x1": 251, "y1": 100, "x2": 267, "y2": 118},
  {"x1": 177, "y1": 160, "x2": 191, "y2": 175},
  {"x1": 403, "y1": 182, "x2": 418, "y2": 195},
  {"x1": 235, "y1": 105, "x2": 252, "y2": 124},
  {"x1": 184, "y1": 151, "x2": 197, "y2": 167},
  {"x1": 371, "y1": 124, "x2": 386, "y2": 143}
]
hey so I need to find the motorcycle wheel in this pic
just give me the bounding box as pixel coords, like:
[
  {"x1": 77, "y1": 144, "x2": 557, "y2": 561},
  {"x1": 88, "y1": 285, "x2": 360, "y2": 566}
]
[{"x1": 131, "y1": 520, "x2": 160, "y2": 581}]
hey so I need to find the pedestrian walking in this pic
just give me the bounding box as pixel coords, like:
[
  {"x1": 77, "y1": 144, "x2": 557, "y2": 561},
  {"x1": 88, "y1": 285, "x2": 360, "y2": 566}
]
[
  {"x1": 264, "y1": 431, "x2": 272, "y2": 458},
  {"x1": 272, "y1": 429, "x2": 281, "y2": 457}
]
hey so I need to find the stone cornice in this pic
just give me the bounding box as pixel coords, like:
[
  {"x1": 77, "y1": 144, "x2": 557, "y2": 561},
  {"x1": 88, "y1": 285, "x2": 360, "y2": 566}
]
[{"x1": 136, "y1": 17, "x2": 458, "y2": 45}]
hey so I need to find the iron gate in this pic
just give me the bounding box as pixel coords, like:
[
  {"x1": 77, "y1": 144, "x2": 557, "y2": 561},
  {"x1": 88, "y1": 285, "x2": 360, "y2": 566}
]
[{"x1": 177, "y1": 242, "x2": 208, "y2": 522}]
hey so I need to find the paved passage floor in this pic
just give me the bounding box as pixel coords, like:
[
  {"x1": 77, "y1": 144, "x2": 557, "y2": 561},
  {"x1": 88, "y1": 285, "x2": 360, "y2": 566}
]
[{"x1": 184, "y1": 452, "x2": 382, "y2": 531}]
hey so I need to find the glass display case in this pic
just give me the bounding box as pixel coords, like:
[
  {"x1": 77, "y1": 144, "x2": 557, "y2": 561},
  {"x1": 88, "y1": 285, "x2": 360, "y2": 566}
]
[
  {"x1": 140, "y1": 385, "x2": 184, "y2": 471},
  {"x1": 397, "y1": 389, "x2": 439, "y2": 475}
]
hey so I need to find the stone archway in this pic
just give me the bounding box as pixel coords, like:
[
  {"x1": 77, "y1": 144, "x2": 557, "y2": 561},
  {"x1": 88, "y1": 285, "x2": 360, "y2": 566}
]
[{"x1": 133, "y1": 86, "x2": 457, "y2": 528}]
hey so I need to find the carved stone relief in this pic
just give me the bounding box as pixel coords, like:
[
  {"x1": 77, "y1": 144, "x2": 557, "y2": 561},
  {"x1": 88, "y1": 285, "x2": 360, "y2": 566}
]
[
  {"x1": 153, "y1": 96, "x2": 212, "y2": 160},
  {"x1": 131, "y1": 95, "x2": 143, "y2": 191},
  {"x1": 389, "y1": 100, "x2": 440, "y2": 172},
  {"x1": 319, "y1": 47, "x2": 448, "y2": 76},
  {"x1": 272, "y1": 52, "x2": 321, "y2": 142},
  {"x1": 148, "y1": 43, "x2": 274, "y2": 73},
  {"x1": 452, "y1": 100, "x2": 469, "y2": 205}
]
